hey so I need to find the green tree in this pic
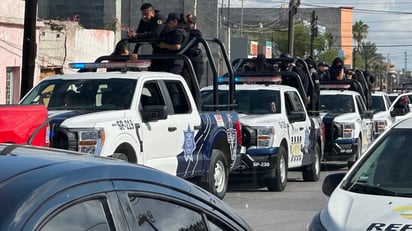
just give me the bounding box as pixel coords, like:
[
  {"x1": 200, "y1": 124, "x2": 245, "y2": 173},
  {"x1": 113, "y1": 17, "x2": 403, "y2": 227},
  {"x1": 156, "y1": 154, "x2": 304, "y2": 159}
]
[
  {"x1": 352, "y1": 20, "x2": 369, "y2": 69},
  {"x1": 317, "y1": 48, "x2": 341, "y2": 65},
  {"x1": 360, "y1": 41, "x2": 385, "y2": 71},
  {"x1": 271, "y1": 22, "x2": 334, "y2": 58},
  {"x1": 353, "y1": 20, "x2": 369, "y2": 48}
]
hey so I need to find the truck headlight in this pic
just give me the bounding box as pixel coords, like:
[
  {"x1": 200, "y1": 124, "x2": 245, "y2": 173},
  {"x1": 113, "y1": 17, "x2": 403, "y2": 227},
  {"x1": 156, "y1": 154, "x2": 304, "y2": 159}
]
[
  {"x1": 76, "y1": 129, "x2": 105, "y2": 155},
  {"x1": 256, "y1": 127, "x2": 275, "y2": 148},
  {"x1": 374, "y1": 120, "x2": 387, "y2": 134},
  {"x1": 341, "y1": 123, "x2": 355, "y2": 138}
]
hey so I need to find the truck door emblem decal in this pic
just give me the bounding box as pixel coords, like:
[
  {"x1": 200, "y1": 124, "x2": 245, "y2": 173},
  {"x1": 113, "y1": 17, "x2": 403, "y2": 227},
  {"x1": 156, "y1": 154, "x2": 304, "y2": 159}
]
[{"x1": 183, "y1": 125, "x2": 195, "y2": 162}]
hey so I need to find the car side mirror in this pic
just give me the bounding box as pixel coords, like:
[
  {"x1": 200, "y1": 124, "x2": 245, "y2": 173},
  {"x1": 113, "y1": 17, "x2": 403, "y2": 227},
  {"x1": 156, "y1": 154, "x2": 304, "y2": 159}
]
[
  {"x1": 141, "y1": 105, "x2": 168, "y2": 122},
  {"x1": 322, "y1": 173, "x2": 346, "y2": 196}
]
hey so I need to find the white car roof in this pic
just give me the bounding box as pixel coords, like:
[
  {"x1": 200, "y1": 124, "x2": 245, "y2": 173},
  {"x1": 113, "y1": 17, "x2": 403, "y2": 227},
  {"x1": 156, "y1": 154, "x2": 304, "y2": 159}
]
[
  {"x1": 372, "y1": 91, "x2": 388, "y2": 96},
  {"x1": 320, "y1": 89, "x2": 360, "y2": 96},
  {"x1": 201, "y1": 84, "x2": 297, "y2": 92},
  {"x1": 41, "y1": 71, "x2": 183, "y2": 81},
  {"x1": 394, "y1": 116, "x2": 412, "y2": 128}
]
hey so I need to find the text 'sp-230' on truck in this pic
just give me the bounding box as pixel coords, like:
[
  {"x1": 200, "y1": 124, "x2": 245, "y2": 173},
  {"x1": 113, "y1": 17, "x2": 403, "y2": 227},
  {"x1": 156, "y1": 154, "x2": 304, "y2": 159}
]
[{"x1": 18, "y1": 38, "x2": 242, "y2": 199}]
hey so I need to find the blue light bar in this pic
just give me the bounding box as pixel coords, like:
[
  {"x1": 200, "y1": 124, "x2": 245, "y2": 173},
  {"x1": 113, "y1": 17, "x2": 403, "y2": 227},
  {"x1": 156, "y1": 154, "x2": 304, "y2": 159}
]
[
  {"x1": 218, "y1": 75, "x2": 282, "y2": 84},
  {"x1": 69, "y1": 61, "x2": 151, "y2": 70},
  {"x1": 70, "y1": 63, "x2": 86, "y2": 69}
]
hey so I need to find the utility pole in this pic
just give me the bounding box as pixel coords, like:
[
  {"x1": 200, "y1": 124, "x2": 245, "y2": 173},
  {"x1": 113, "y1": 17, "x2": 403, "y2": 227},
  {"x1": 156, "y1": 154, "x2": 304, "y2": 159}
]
[
  {"x1": 309, "y1": 10, "x2": 318, "y2": 58},
  {"x1": 405, "y1": 51, "x2": 408, "y2": 77},
  {"x1": 288, "y1": 0, "x2": 299, "y2": 56},
  {"x1": 227, "y1": 0, "x2": 231, "y2": 60},
  {"x1": 240, "y1": 0, "x2": 244, "y2": 36},
  {"x1": 21, "y1": 0, "x2": 38, "y2": 99}
]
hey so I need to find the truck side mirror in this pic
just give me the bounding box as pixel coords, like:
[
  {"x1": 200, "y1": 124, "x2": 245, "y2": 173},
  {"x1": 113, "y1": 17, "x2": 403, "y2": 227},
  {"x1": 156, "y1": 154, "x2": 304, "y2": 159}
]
[
  {"x1": 390, "y1": 108, "x2": 406, "y2": 117},
  {"x1": 288, "y1": 111, "x2": 306, "y2": 122},
  {"x1": 141, "y1": 105, "x2": 168, "y2": 122},
  {"x1": 361, "y1": 110, "x2": 374, "y2": 119}
]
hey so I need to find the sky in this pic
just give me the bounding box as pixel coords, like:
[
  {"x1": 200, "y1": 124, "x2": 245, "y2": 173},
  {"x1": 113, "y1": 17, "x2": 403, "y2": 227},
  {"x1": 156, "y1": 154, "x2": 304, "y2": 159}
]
[{"x1": 224, "y1": 0, "x2": 412, "y2": 71}]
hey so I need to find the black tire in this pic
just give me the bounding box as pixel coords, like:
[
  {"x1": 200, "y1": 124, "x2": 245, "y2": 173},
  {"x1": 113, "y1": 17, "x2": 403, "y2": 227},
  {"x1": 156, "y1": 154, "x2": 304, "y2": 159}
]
[
  {"x1": 201, "y1": 149, "x2": 229, "y2": 199},
  {"x1": 355, "y1": 136, "x2": 362, "y2": 160},
  {"x1": 302, "y1": 143, "x2": 321, "y2": 182},
  {"x1": 112, "y1": 153, "x2": 129, "y2": 162},
  {"x1": 266, "y1": 146, "x2": 288, "y2": 192}
]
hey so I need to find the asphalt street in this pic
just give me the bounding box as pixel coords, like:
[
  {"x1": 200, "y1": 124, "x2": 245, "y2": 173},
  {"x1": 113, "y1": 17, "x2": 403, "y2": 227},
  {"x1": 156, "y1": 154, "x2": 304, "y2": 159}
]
[{"x1": 224, "y1": 163, "x2": 348, "y2": 231}]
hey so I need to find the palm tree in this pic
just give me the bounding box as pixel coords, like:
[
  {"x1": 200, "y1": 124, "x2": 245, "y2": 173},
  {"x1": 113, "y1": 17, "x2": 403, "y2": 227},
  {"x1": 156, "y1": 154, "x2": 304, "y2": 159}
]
[
  {"x1": 352, "y1": 21, "x2": 369, "y2": 69},
  {"x1": 359, "y1": 42, "x2": 385, "y2": 71}
]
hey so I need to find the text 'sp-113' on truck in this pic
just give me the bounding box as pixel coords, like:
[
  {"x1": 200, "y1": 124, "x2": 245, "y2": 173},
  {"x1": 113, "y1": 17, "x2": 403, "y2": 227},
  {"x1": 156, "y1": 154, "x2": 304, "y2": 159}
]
[{"x1": 18, "y1": 38, "x2": 242, "y2": 199}]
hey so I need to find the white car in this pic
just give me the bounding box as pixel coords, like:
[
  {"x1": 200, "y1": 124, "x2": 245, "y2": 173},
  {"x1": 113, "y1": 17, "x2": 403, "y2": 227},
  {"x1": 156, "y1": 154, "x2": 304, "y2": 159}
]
[{"x1": 308, "y1": 116, "x2": 412, "y2": 231}]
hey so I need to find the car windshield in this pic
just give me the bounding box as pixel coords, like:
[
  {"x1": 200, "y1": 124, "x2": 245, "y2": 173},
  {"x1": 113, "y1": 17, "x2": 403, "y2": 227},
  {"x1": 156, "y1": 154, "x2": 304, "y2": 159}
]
[
  {"x1": 319, "y1": 94, "x2": 354, "y2": 113},
  {"x1": 371, "y1": 95, "x2": 386, "y2": 113},
  {"x1": 20, "y1": 78, "x2": 137, "y2": 110},
  {"x1": 342, "y1": 129, "x2": 412, "y2": 197},
  {"x1": 201, "y1": 89, "x2": 281, "y2": 114}
]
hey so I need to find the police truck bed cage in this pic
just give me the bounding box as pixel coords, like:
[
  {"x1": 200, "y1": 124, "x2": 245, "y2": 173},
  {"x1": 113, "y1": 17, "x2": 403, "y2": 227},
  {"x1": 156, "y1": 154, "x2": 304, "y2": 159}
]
[
  {"x1": 74, "y1": 37, "x2": 236, "y2": 111},
  {"x1": 320, "y1": 79, "x2": 369, "y2": 109},
  {"x1": 219, "y1": 71, "x2": 308, "y2": 108},
  {"x1": 222, "y1": 57, "x2": 318, "y2": 112}
]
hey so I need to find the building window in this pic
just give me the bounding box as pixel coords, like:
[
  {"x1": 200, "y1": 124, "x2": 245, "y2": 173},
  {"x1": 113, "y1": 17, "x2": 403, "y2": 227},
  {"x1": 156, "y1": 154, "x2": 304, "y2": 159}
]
[{"x1": 6, "y1": 67, "x2": 14, "y2": 104}]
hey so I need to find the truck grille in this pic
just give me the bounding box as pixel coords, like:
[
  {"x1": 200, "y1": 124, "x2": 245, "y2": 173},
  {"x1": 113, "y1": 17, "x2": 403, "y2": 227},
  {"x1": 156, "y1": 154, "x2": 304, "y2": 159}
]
[
  {"x1": 50, "y1": 126, "x2": 78, "y2": 151},
  {"x1": 242, "y1": 125, "x2": 257, "y2": 148},
  {"x1": 323, "y1": 117, "x2": 340, "y2": 152}
]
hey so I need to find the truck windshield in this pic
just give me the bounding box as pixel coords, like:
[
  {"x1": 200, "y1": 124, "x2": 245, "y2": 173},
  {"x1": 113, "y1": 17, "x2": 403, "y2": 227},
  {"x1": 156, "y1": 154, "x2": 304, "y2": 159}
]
[
  {"x1": 320, "y1": 94, "x2": 354, "y2": 113},
  {"x1": 201, "y1": 89, "x2": 281, "y2": 114},
  {"x1": 20, "y1": 78, "x2": 137, "y2": 110},
  {"x1": 371, "y1": 95, "x2": 386, "y2": 113}
]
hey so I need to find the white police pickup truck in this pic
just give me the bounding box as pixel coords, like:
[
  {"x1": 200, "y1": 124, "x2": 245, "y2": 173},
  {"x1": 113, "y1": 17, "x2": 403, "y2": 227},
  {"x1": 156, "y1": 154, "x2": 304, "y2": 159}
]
[
  {"x1": 319, "y1": 80, "x2": 374, "y2": 166},
  {"x1": 371, "y1": 91, "x2": 393, "y2": 137},
  {"x1": 201, "y1": 72, "x2": 323, "y2": 191},
  {"x1": 19, "y1": 57, "x2": 243, "y2": 200}
]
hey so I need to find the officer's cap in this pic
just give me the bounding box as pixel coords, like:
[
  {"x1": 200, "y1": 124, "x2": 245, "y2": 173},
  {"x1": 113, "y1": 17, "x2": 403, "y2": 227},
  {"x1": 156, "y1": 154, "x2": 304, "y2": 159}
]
[
  {"x1": 318, "y1": 61, "x2": 329, "y2": 67},
  {"x1": 165, "y1": 12, "x2": 181, "y2": 24}
]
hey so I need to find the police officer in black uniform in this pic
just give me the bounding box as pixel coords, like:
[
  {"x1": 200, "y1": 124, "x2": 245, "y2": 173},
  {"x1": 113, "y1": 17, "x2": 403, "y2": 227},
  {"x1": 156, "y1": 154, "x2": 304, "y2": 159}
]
[
  {"x1": 317, "y1": 61, "x2": 331, "y2": 81},
  {"x1": 156, "y1": 12, "x2": 187, "y2": 75},
  {"x1": 127, "y1": 3, "x2": 165, "y2": 70},
  {"x1": 182, "y1": 13, "x2": 204, "y2": 84},
  {"x1": 306, "y1": 58, "x2": 320, "y2": 112}
]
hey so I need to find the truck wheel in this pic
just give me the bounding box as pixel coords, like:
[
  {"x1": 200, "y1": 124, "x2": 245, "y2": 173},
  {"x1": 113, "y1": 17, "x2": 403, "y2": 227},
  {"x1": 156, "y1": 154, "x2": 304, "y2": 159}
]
[
  {"x1": 348, "y1": 136, "x2": 362, "y2": 168},
  {"x1": 266, "y1": 146, "x2": 287, "y2": 192},
  {"x1": 112, "y1": 153, "x2": 129, "y2": 162},
  {"x1": 202, "y1": 149, "x2": 228, "y2": 199},
  {"x1": 302, "y1": 143, "x2": 321, "y2": 181}
]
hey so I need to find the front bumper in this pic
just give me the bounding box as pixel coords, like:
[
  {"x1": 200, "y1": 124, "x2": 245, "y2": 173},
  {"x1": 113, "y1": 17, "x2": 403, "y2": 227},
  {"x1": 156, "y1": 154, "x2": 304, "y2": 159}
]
[
  {"x1": 323, "y1": 138, "x2": 358, "y2": 161},
  {"x1": 230, "y1": 147, "x2": 279, "y2": 181}
]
